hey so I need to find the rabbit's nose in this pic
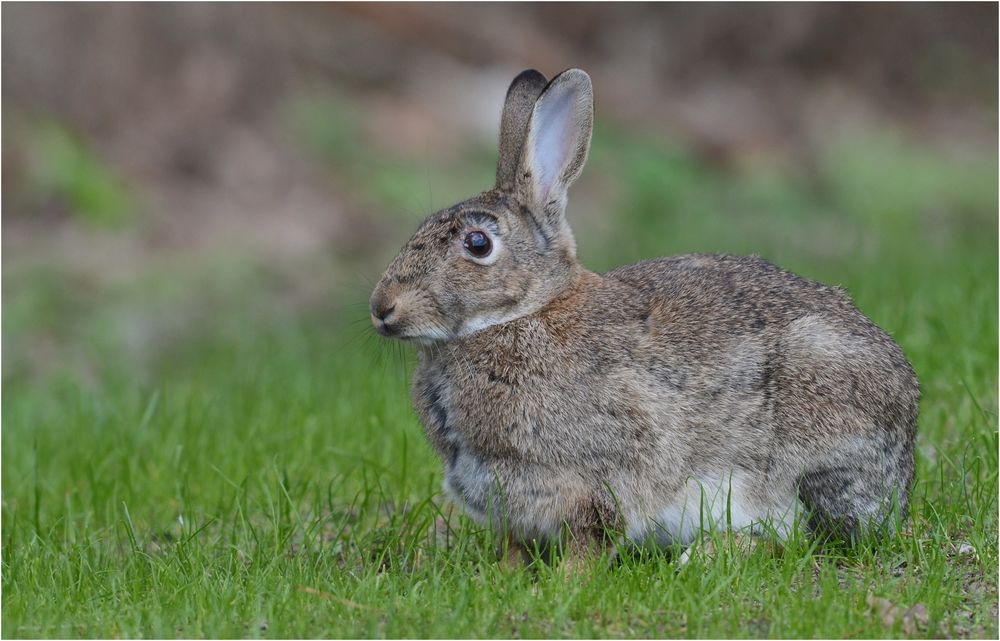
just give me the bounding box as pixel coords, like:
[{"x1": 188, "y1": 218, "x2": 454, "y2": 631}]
[
  {"x1": 370, "y1": 293, "x2": 399, "y2": 336},
  {"x1": 373, "y1": 303, "x2": 396, "y2": 322},
  {"x1": 370, "y1": 283, "x2": 403, "y2": 335},
  {"x1": 369, "y1": 287, "x2": 396, "y2": 321}
]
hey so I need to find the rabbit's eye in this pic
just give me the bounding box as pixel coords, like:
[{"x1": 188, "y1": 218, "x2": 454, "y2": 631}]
[{"x1": 463, "y1": 231, "x2": 492, "y2": 258}]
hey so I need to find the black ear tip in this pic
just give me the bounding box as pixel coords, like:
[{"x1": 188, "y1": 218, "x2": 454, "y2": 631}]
[
  {"x1": 514, "y1": 69, "x2": 547, "y2": 83},
  {"x1": 507, "y1": 69, "x2": 548, "y2": 95}
]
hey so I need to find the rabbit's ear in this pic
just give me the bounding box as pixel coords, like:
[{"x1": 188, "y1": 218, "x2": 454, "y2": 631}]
[
  {"x1": 516, "y1": 69, "x2": 593, "y2": 236},
  {"x1": 496, "y1": 69, "x2": 549, "y2": 191}
]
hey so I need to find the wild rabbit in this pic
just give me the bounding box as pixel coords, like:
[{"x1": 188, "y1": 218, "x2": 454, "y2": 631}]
[{"x1": 370, "y1": 68, "x2": 919, "y2": 566}]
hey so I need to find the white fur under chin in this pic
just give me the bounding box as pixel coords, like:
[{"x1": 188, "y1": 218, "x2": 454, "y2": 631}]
[
  {"x1": 405, "y1": 314, "x2": 518, "y2": 344},
  {"x1": 455, "y1": 312, "x2": 522, "y2": 338},
  {"x1": 405, "y1": 326, "x2": 452, "y2": 345}
]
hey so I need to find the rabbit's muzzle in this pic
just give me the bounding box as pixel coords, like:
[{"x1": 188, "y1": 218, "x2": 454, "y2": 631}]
[
  {"x1": 369, "y1": 279, "x2": 451, "y2": 343},
  {"x1": 370, "y1": 287, "x2": 401, "y2": 337}
]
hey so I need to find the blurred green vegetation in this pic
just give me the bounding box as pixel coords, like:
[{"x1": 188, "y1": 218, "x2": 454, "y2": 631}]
[
  {"x1": 20, "y1": 121, "x2": 135, "y2": 227},
  {"x1": 286, "y1": 93, "x2": 496, "y2": 219}
]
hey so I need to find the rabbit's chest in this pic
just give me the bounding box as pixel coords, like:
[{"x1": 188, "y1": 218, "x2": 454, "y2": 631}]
[
  {"x1": 415, "y1": 365, "x2": 532, "y2": 461},
  {"x1": 414, "y1": 340, "x2": 633, "y2": 465},
  {"x1": 411, "y1": 361, "x2": 532, "y2": 517},
  {"x1": 412, "y1": 335, "x2": 569, "y2": 456}
]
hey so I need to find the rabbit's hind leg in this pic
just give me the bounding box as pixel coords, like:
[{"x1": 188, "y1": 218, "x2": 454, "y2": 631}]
[{"x1": 797, "y1": 439, "x2": 910, "y2": 543}]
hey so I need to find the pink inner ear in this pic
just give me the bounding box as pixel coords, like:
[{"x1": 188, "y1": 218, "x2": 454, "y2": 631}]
[{"x1": 531, "y1": 85, "x2": 579, "y2": 202}]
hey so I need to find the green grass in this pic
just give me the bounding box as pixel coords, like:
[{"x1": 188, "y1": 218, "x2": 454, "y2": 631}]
[{"x1": 2, "y1": 126, "x2": 997, "y2": 638}]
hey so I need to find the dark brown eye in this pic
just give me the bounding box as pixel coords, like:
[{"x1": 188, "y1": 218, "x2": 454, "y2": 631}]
[{"x1": 463, "y1": 230, "x2": 492, "y2": 258}]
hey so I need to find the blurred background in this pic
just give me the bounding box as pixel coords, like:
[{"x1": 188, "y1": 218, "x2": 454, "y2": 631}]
[{"x1": 2, "y1": 2, "x2": 997, "y2": 387}]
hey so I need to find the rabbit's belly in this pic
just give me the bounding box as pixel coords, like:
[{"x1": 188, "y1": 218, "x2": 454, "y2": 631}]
[{"x1": 627, "y1": 472, "x2": 801, "y2": 545}]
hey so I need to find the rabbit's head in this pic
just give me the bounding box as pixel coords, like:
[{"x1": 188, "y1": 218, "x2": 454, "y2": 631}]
[{"x1": 370, "y1": 69, "x2": 594, "y2": 343}]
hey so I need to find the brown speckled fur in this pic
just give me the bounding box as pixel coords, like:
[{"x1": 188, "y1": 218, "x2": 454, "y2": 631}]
[{"x1": 370, "y1": 69, "x2": 919, "y2": 557}]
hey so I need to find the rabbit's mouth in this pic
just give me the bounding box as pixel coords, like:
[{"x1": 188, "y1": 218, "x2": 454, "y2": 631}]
[
  {"x1": 390, "y1": 312, "x2": 521, "y2": 344},
  {"x1": 371, "y1": 313, "x2": 398, "y2": 338},
  {"x1": 370, "y1": 283, "x2": 453, "y2": 343},
  {"x1": 371, "y1": 310, "x2": 453, "y2": 345}
]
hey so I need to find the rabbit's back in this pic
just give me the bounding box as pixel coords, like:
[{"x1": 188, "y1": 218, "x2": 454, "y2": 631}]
[
  {"x1": 607, "y1": 252, "x2": 918, "y2": 441},
  {"x1": 610, "y1": 252, "x2": 867, "y2": 332}
]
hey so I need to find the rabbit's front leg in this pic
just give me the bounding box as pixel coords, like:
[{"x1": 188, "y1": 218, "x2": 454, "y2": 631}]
[
  {"x1": 496, "y1": 531, "x2": 532, "y2": 570},
  {"x1": 558, "y1": 534, "x2": 610, "y2": 576}
]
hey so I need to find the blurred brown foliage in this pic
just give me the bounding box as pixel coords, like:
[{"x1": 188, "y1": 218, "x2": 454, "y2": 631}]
[{"x1": 2, "y1": 3, "x2": 996, "y2": 277}]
